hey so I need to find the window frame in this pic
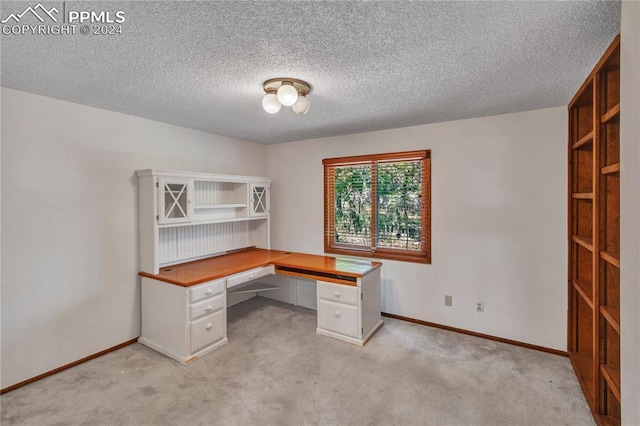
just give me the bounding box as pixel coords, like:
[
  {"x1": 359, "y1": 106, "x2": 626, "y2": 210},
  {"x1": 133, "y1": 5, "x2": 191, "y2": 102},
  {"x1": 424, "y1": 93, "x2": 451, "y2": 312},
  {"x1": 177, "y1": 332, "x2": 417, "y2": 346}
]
[{"x1": 323, "y1": 150, "x2": 431, "y2": 264}]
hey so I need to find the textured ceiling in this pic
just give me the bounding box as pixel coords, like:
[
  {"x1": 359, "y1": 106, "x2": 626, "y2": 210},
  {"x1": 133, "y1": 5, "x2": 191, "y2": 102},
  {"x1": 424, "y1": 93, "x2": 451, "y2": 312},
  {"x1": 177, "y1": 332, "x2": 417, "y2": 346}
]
[{"x1": 1, "y1": 1, "x2": 620, "y2": 144}]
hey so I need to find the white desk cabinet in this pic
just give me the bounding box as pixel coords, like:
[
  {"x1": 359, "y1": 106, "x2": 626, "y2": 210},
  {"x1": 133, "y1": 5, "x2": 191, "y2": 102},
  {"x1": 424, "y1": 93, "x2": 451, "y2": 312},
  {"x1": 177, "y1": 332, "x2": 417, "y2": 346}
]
[
  {"x1": 316, "y1": 266, "x2": 382, "y2": 346},
  {"x1": 139, "y1": 277, "x2": 227, "y2": 364}
]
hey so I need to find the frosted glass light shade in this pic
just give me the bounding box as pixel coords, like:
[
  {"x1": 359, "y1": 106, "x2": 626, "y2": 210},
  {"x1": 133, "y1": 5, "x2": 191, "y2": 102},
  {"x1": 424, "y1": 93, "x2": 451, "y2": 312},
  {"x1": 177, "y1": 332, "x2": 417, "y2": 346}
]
[
  {"x1": 277, "y1": 83, "x2": 298, "y2": 106},
  {"x1": 262, "y1": 93, "x2": 281, "y2": 113},
  {"x1": 292, "y1": 95, "x2": 310, "y2": 115}
]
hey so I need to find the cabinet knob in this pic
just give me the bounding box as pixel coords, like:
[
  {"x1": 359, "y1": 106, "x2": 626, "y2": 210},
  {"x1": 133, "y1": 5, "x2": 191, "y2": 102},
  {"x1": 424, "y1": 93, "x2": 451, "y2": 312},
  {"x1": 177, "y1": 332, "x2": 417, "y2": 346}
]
[
  {"x1": 205, "y1": 305, "x2": 213, "y2": 311},
  {"x1": 205, "y1": 323, "x2": 213, "y2": 330},
  {"x1": 335, "y1": 311, "x2": 341, "y2": 317},
  {"x1": 249, "y1": 274, "x2": 255, "y2": 279},
  {"x1": 334, "y1": 291, "x2": 341, "y2": 298},
  {"x1": 205, "y1": 289, "x2": 213, "y2": 295}
]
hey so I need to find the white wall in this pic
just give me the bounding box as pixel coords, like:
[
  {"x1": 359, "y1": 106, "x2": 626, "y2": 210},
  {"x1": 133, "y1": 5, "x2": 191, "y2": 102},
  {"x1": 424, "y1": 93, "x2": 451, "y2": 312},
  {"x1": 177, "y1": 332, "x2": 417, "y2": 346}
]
[
  {"x1": 266, "y1": 107, "x2": 567, "y2": 350},
  {"x1": 0, "y1": 88, "x2": 266, "y2": 389},
  {"x1": 620, "y1": 1, "x2": 640, "y2": 423}
]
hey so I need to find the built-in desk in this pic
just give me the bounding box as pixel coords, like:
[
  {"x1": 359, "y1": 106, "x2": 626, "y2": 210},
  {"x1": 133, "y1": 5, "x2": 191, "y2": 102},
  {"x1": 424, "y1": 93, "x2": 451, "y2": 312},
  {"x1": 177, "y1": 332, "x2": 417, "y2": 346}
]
[{"x1": 138, "y1": 248, "x2": 382, "y2": 364}]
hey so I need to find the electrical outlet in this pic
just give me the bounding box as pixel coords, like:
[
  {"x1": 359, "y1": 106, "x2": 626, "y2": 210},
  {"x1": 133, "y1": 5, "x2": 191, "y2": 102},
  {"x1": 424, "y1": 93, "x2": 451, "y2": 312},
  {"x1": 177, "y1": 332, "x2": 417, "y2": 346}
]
[
  {"x1": 445, "y1": 295, "x2": 452, "y2": 307},
  {"x1": 476, "y1": 301, "x2": 484, "y2": 313}
]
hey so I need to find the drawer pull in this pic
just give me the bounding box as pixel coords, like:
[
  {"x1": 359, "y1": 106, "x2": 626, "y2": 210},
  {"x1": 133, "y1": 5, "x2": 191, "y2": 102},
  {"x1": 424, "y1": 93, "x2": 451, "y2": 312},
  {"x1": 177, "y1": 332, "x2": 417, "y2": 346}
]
[
  {"x1": 334, "y1": 291, "x2": 341, "y2": 298},
  {"x1": 205, "y1": 289, "x2": 213, "y2": 296},
  {"x1": 249, "y1": 274, "x2": 255, "y2": 279},
  {"x1": 335, "y1": 311, "x2": 341, "y2": 317},
  {"x1": 205, "y1": 323, "x2": 213, "y2": 330},
  {"x1": 205, "y1": 305, "x2": 213, "y2": 312}
]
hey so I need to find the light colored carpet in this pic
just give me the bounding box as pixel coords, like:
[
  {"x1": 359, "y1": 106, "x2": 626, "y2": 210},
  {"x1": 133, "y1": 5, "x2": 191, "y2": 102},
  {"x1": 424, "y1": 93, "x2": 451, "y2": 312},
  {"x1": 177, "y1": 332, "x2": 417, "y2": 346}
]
[{"x1": 1, "y1": 297, "x2": 593, "y2": 425}]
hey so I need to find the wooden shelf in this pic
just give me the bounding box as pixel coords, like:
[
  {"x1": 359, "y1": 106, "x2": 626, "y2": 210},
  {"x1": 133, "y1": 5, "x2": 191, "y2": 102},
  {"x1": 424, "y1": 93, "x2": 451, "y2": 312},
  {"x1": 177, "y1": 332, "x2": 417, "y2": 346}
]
[
  {"x1": 572, "y1": 192, "x2": 594, "y2": 200},
  {"x1": 572, "y1": 235, "x2": 594, "y2": 252},
  {"x1": 600, "y1": 306, "x2": 620, "y2": 334},
  {"x1": 601, "y1": 164, "x2": 620, "y2": 175},
  {"x1": 194, "y1": 203, "x2": 247, "y2": 210},
  {"x1": 601, "y1": 103, "x2": 620, "y2": 123},
  {"x1": 572, "y1": 280, "x2": 594, "y2": 309},
  {"x1": 572, "y1": 131, "x2": 594, "y2": 150},
  {"x1": 600, "y1": 364, "x2": 621, "y2": 403},
  {"x1": 600, "y1": 251, "x2": 620, "y2": 268}
]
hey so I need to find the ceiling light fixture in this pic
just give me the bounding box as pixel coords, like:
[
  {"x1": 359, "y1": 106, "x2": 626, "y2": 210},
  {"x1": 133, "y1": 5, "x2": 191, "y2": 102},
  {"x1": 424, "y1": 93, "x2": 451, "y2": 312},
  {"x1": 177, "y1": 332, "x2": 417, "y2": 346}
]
[{"x1": 262, "y1": 78, "x2": 311, "y2": 115}]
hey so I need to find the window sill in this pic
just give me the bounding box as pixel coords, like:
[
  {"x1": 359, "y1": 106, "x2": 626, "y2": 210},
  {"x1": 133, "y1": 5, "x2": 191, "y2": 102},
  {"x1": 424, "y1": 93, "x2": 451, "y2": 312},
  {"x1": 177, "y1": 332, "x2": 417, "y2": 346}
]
[{"x1": 325, "y1": 247, "x2": 431, "y2": 264}]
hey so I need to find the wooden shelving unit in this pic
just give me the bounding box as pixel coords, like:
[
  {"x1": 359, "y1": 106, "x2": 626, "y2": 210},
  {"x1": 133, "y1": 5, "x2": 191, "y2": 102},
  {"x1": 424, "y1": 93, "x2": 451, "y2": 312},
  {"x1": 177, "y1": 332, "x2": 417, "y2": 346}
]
[{"x1": 568, "y1": 35, "x2": 620, "y2": 426}]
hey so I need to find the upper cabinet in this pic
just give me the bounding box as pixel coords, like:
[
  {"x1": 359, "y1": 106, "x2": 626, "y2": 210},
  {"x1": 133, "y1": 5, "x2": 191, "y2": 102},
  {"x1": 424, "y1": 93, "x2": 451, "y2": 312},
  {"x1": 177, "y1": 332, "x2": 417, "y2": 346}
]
[
  {"x1": 158, "y1": 178, "x2": 193, "y2": 224},
  {"x1": 250, "y1": 183, "x2": 270, "y2": 217},
  {"x1": 137, "y1": 170, "x2": 271, "y2": 274}
]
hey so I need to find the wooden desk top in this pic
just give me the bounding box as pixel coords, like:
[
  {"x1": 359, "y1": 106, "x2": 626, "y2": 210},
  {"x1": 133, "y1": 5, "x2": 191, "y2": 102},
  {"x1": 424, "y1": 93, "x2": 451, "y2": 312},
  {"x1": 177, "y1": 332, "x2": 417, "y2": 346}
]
[
  {"x1": 271, "y1": 253, "x2": 380, "y2": 275},
  {"x1": 139, "y1": 248, "x2": 381, "y2": 287}
]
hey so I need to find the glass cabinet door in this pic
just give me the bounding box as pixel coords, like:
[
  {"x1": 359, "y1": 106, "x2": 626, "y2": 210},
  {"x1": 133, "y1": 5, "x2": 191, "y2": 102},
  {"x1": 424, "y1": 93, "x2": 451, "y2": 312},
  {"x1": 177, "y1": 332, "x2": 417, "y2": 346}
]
[
  {"x1": 158, "y1": 179, "x2": 193, "y2": 224},
  {"x1": 250, "y1": 184, "x2": 269, "y2": 217}
]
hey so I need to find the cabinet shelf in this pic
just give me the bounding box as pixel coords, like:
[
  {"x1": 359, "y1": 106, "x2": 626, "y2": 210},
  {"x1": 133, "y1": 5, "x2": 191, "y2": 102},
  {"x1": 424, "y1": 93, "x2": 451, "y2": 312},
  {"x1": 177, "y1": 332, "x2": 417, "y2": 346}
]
[
  {"x1": 572, "y1": 192, "x2": 594, "y2": 200},
  {"x1": 572, "y1": 131, "x2": 594, "y2": 150},
  {"x1": 600, "y1": 251, "x2": 620, "y2": 268},
  {"x1": 158, "y1": 216, "x2": 267, "y2": 229},
  {"x1": 601, "y1": 103, "x2": 620, "y2": 123},
  {"x1": 194, "y1": 204, "x2": 247, "y2": 210},
  {"x1": 572, "y1": 235, "x2": 594, "y2": 252},
  {"x1": 601, "y1": 164, "x2": 620, "y2": 175},
  {"x1": 600, "y1": 306, "x2": 620, "y2": 334},
  {"x1": 600, "y1": 364, "x2": 621, "y2": 403},
  {"x1": 572, "y1": 280, "x2": 593, "y2": 309}
]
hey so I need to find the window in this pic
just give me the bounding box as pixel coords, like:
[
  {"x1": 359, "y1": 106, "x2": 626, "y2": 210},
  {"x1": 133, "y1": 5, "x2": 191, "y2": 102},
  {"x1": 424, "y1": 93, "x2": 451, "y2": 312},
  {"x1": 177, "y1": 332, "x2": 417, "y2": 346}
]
[{"x1": 323, "y1": 150, "x2": 431, "y2": 263}]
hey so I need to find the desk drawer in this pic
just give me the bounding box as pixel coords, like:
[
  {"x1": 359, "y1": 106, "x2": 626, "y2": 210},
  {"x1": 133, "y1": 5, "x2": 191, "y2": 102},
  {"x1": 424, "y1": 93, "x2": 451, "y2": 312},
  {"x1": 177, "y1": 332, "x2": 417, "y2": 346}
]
[
  {"x1": 191, "y1": 310, "x2": 224, "y2": 353},
  {"x1": 190, "y1": 278, "x2": 225, "y2": 303},
  {"x1": 318, "y1": 300, "x2": 359, "y2": 338},
  {"x1": 226, "y1": 265, "x2": 274, "y2": 289},
  {"x1": 190, "y1": 294, "x2": 224, "y2": 320},
  {"x1": 318, "y1": 281, "x2": 358, "y2": 306}
]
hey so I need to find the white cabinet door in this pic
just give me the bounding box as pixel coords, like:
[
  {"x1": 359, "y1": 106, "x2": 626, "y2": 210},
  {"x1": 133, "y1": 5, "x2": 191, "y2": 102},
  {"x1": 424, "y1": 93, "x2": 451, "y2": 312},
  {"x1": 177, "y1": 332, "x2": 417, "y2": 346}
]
[
  {"x1": 158, "y1": 178, "x2": 193, "y2": 224},
  {"x1": 250, "y1": 183, "x2": 269, "y2": 217}
]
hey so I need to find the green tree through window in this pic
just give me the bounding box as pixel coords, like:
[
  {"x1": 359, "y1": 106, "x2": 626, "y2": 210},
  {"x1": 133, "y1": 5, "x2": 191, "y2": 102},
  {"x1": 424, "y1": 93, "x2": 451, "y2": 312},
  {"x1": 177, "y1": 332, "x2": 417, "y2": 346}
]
[
  {"x1": 376, "y1": 161, "x2": 422, "y2": 251},
  {"x1": 334, "y1": 165, "x2": 372, "y2": 247},
  {"x1": 324, "y1": 151, "x2": 431, "y2": 264}
]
